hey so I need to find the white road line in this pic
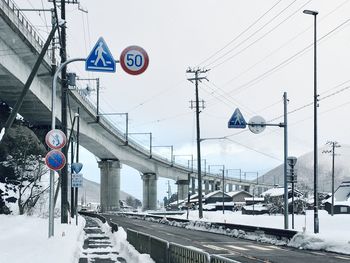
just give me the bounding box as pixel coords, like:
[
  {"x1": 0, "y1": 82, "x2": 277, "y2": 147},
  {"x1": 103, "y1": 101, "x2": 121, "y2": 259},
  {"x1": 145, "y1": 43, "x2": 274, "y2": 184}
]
[
  {"x1": 226, "y1": 245, "x2": 249, "y2": 251},
  {"x1": 335, "y1": 256, "x2": 350, "y2": 260},
  {"x1": 266, "y1": 245, "x2": 283, "y2": 250},
  {"x1": 246, "y1": 245, "x2": 272, "y2": 251},
  {"x1": 202, "y1": 244, "x2": 227, "y2": 251}
]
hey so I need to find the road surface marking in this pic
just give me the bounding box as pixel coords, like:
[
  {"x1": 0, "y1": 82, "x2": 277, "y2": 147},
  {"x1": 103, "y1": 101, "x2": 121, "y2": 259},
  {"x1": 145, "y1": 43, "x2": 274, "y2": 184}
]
[
  {"x1": 335, "y1": 256, "x2": 350, "y2": 260},
  {"x1": 226, "y1": 245, "x2": 249, "y2": 251},
  {"x1": 310, "y1": 251, "x2": 325, "y2": 256},
  {"x1": 266, "y1": 245, "x2": 283, "y2": 250},
  {"x1": 246, "y1": 245, "x2": 272, "y2": 251},
  {"x1": 202, "y1": 244, "x2": 227, "y2": 251}
]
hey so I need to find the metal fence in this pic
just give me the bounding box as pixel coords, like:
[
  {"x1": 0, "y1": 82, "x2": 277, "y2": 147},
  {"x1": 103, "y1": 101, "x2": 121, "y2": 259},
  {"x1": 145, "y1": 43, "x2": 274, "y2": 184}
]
[{"x1": 126, "y1": 228, "x2": 240, "y2": 263}]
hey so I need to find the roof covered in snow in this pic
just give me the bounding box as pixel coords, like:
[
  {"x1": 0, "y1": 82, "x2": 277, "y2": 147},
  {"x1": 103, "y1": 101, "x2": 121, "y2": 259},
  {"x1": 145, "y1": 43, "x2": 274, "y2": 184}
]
[
  {"x1": 261, "y1": 187, "x2": 302, "y2": 197},
  {"x1": 226, "y1": 190, "x2": 252, "y2": 198}
]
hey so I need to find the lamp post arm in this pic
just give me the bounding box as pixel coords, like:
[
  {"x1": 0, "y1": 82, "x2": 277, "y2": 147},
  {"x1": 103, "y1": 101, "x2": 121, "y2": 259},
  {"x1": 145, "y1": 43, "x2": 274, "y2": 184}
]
[{"x1": 52, "y1": 58, "x2": 86, "y2": 129}]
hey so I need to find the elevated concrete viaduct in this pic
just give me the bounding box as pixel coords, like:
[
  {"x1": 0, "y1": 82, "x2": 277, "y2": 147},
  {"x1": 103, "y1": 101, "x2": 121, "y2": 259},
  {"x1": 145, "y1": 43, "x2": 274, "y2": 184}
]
[{"x1": 0, "y1": 0, "x2": 273, "y2": 212}]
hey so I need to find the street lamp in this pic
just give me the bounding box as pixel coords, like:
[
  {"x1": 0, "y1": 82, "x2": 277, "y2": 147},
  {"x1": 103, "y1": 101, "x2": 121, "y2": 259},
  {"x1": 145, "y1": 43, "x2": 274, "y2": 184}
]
[
  {"x1": 303, "y1": 9, "x2": 319, "y2": 234},
  {"x1": 208, "y1": 164, "x2": 225, "y2": 214}
]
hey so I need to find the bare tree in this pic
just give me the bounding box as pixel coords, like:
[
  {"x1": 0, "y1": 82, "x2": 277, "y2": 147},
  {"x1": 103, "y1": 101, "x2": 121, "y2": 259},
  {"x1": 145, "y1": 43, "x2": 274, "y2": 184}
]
[{"x1": 0, "y1": 125, "x2": 47, "y2": 214}]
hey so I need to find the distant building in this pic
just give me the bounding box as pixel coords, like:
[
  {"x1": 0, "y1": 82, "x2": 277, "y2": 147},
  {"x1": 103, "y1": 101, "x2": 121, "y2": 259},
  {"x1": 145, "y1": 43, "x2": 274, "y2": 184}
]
[
  {"x1": 203, "y1": 190, "x2": 232, "y2": 204},
  {"x1": 227, "y1": 190, "x2": 253, "y2": 203},
  {"x1": 324, "y1": 181, "x2": 350, "y2": 214}
]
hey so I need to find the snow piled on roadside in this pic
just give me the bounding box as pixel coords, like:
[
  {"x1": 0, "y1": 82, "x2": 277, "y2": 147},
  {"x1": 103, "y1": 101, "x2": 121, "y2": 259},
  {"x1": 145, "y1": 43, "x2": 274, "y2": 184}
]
[
  {"x1": 101, "y1": 222, "x2": 154, "y2": 263},
  {"x1": 0, "y1": 215, "x2": 85, "y2": 263},
  {"x1": 289, "y1": 233, "x2": 350, "y2": 255},
  {"x1": 131, "y1": 209, "x2": 350, "y2": 256}
]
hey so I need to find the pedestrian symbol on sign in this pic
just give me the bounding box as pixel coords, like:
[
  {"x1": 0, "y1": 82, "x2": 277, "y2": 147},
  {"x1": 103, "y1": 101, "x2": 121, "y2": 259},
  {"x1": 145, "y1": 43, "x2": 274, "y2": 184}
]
[
  {"x1": 228, "y1": 108, "x2": 247, "y2": 129},
  {"x1": 86, "y1": 37, "x2": 116, "y2": 73}
]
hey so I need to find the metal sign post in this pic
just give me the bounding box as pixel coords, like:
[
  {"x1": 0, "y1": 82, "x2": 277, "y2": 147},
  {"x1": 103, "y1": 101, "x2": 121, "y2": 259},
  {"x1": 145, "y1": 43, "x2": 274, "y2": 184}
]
[{"x1": 228, "y1": 93, "x2": 289, "y2": 229}]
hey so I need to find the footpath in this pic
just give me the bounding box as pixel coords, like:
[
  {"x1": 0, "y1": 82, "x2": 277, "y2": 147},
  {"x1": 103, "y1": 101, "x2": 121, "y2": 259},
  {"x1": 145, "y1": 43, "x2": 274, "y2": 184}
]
[{"x1": 78, "y1": 216, "x2": 126, "y2": 263}]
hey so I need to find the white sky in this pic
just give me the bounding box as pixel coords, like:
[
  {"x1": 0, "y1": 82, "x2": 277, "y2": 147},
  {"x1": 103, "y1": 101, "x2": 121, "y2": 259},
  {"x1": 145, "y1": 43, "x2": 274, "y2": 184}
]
[{"x1": 17, "y1": 0, "x2": 350, "y2": 200}]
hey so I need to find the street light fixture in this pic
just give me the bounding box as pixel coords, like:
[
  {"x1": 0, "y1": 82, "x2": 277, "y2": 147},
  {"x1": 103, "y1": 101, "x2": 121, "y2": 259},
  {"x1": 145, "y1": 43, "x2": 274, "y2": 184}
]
[{"x1": 303, "y1": 8, "x2": 319, "y2": 234}]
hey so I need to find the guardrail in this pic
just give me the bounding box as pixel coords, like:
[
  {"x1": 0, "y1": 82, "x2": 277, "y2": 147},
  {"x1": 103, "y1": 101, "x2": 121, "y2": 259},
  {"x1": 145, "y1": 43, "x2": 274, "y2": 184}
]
[
  {"x1": 121, "y1": 212, "x2": 298, "y2": 240},
  {"x1": 127, "y1": 228, "x2": 239, "y2": 263},
  {"x1": 0, "y1": 0, "x2": 55, "y2": 65}
]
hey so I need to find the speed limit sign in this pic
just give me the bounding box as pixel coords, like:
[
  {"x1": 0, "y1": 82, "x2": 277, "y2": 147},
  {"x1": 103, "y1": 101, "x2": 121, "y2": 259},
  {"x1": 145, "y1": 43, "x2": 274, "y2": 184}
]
[{"x1": 120, "y1": 45, "x2": 149, "y2": 75}]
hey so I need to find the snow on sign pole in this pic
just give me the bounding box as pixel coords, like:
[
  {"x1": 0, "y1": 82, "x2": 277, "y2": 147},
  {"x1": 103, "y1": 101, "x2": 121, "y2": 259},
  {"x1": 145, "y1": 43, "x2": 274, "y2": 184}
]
[
  {"x1": 228, "y1": 108, "x2": 247, "y2": 129},
  {"x1": 120, "y1": 45, "x2": 149, "y2": 75},
  {"x1": 85, "y1": 37, "x2": 116, "y2": 73}
]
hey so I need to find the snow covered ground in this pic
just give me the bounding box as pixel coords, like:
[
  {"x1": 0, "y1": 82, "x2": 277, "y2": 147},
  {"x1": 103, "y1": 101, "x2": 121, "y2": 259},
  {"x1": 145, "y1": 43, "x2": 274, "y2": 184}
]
[
  {"x1": 0, "y1": 215, "x2": 85, "y2": 263},
  {"x1": 0, "y1": 215, "x2": 155, "y2": 263},
  {"x1": 1, "y1": 210, "x2": 349, "y2": 263},
  {"x1": 170, "y1": 209, "x2": 350, "y2": 255}
]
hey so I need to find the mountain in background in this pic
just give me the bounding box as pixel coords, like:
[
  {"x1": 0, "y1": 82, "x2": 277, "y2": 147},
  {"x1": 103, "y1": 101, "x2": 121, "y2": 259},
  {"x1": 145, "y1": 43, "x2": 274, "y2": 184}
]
[
  {"x1": 77, "y1": 178, "x2": 137, "y2": 204},
  {"x1": 261, "y1": 145, "x2": 350, "y2": 193}
]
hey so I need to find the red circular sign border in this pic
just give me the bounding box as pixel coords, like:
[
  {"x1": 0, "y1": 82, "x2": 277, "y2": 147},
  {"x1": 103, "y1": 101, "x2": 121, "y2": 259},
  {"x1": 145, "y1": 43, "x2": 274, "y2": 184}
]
[
  {"x1": 120, "y1": 45, "x2": 149, "y2": 75},
  {"x1": 45, "y1": 150, "x2": 66, "y2": 171},
  {"x1": 45, "y1": 129, "x2": 67, "y2": 150}
]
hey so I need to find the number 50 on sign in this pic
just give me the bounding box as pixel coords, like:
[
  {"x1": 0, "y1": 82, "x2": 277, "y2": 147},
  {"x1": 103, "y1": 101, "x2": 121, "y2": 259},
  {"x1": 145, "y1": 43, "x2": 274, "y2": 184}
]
[{"x1": 120, "y1": 45, "x2": 149, "y2": 75}]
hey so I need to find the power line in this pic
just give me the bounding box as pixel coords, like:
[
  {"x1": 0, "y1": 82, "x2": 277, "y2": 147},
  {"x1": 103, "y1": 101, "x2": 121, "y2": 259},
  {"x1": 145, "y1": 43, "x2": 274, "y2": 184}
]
[
  {"x1": 205, "y1": 0, "x2": 299, "y2": 68},
  {"x1": 210, "y1": 0, "x2": 312, "y2": 70},
  {"x1": 220, "y1": 0, "x2": 350, "y2": 88},
  {"x1": 219, "y1": 16, "x2": 350, "y2": 99},
  {"x1": 225, "y1": 137, "x2": 282, "y2": 162},
  {"x1": 196, "y1": 0, "x2": 283, "y2": 67}
]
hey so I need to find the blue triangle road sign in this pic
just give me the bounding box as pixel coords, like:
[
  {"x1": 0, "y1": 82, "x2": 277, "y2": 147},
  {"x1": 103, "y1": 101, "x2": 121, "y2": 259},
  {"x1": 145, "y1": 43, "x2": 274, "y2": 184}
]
[
  {"x1": 228, "y1": 108, "x2": 247, "y2": 129},
  {"x1": 71, "y1": 162, "x2": 83, "y2": 174},
  {"x1": 86, "y1": 37, "x2": 116, "y2": 73}
]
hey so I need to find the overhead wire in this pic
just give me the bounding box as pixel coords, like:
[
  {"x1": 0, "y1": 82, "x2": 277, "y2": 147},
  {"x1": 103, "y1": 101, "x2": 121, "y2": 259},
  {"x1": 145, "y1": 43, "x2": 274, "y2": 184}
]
[
  {"x1": 196, "y1": 0, "x2": 283, "y2": 67},
  {"x1": 221, "y1": 0, "x2": 350, "y2": 88},
  {"x1": 210, "y1": 0, "x2": 312, "y2": 70},
  {"x1": 205, "y1": 0, "x2": 299, "y2": 68},
  {"x1": 217, "y1": 16, "x2": 350, "y2": 100}
]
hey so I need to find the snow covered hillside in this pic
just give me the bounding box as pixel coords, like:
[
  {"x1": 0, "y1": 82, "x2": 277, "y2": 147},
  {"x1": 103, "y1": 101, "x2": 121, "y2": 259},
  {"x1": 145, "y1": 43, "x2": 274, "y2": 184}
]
[{"x1": 261, "y1": 145, "x2": 350, "y2": 191}]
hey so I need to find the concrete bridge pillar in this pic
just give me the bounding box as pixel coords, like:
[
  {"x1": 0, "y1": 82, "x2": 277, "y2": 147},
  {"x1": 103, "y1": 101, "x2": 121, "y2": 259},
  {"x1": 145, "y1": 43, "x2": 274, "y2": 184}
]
[
  {"x1": 177, "y1": 179, "x2": 189, "y2": 201},
  {"x1": 191, "y1": 177, "x2": 196, "y2": 194},
  {"x1": 141, "y1": 173, "x2": 158, "y2": 211},
  {"x1": 228, "y1": 183, "x2": 233, "y2": 192},
  {"x1": 204, "y1": 180, "x2": 210, "y2": 194},
  {"x1": 235, "y1": 185, "x2": 240, "y2": 191},
  {"x1": 98, "y1": 159, "x2": 121, "y2": 212}
]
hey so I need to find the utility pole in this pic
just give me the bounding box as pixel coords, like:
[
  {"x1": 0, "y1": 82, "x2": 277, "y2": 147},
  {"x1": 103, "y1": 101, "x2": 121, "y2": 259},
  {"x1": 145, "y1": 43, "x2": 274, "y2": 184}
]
[
  {"x1": 323, "y1": 141, "x2": 341, "y2": 216},
  {"x1": 187, "y1": 67, "x2": 209, "y2": 219},
  {"x1": 58, "y1": 0, "x2": 79, "y2": 224}
]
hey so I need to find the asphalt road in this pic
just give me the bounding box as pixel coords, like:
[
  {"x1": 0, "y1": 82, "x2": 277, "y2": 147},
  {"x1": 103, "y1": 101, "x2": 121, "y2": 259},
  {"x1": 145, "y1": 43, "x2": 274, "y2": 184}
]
[{"x1": 104, "y1": 214, "x2": 350, "y2": 263}]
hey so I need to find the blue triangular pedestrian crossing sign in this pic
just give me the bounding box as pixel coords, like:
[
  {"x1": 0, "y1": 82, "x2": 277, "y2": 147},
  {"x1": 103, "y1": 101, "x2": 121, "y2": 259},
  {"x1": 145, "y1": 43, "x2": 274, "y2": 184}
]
[
  {"x1": 86, "y1": 37, "x2": 116, "y2": 72},
  {"x1": 228, "y1": 108, "x2": 247, "y2": 128}
]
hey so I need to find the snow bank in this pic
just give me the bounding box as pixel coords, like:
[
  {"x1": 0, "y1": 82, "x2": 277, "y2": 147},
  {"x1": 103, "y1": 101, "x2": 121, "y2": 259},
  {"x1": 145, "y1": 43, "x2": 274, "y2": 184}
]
[
  {"x1": 289, "y1": 233, "x2": 350, "y2": 255},
  {"x1": 102, "y1": 223, "x2": 154, "y2": 263},
  {"x1": 0, "y1": 215, "x2": 85, "y2": 263}
]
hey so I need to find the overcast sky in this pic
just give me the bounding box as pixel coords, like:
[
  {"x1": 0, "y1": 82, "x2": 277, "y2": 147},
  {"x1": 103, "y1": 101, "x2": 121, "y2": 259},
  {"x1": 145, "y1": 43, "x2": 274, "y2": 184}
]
[{"x1": 19, "y1": 0, "x2": 350, "y2": 200}]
